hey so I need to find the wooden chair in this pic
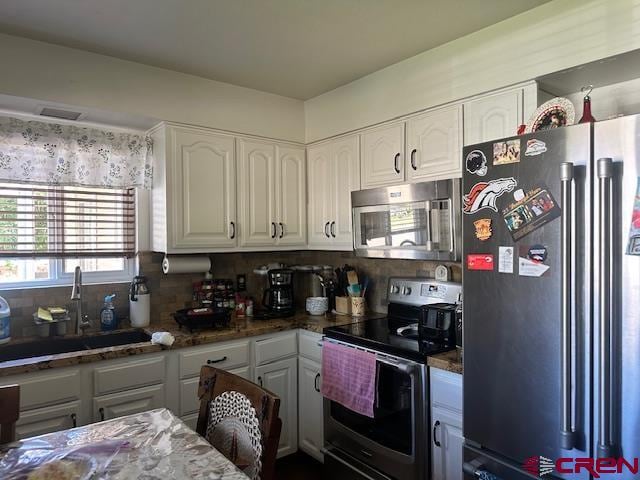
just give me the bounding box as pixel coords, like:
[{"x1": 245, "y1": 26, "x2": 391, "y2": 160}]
[
  {"x1": 196, "y1": 366, "x2": 281, "y2": 480},
  {"x1": 0, "y1": 384, "x2": 19, "y2": 444}
]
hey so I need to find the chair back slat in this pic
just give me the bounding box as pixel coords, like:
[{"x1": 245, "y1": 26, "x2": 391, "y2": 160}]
[{"x1": 196, "y1": 366, "x2": 281, "y2": 480}]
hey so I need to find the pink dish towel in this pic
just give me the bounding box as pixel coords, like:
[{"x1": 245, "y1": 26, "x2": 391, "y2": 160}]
[{"x1": 321, "y1": 341, "x2": 377, "y2": 418}]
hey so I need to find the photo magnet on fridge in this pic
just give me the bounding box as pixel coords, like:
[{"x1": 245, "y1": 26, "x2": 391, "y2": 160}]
[
  {"x1": 466, "y1": 150, "x2": 488, "y2": 176},
  {"x1": 518, "y1": 245, "x2": 550, "y2": 277},
  {"x1": 473, "y1": 218, "x2": 493, "y2": 241},
  {"x1": 493, "y1": 139, "x2": 520, "y2": 165},
  {"x1": 467, "y1": 254, "x2": 494, "y2": 271},
  {"x1": 498, "y1": 246, "x2": 514, "y2": 274},
  {"x1": 501, "y1": 184, "x2": 561, "y2": 241},
  {"x1": 463, "y1": 178, "x2": 517, "y2": 215},
  {"x1": 626, "y1": 178, "x2": 640, "y2": 255},
  {"x1": 524, "y1": 139, "x2": 547, "y2": 156}
]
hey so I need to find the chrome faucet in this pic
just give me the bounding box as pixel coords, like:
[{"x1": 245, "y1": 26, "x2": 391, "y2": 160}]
[{"x1": 71, "y1": 266, "x2": 91, "y2": 335}]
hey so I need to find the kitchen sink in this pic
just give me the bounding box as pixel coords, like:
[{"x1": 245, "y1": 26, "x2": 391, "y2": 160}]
[
  {"x1": 0, "y1": 330, "x2": 152, "y2": 363},
  {"x1": 81, "y1": 330, "x2": 151, "y2": 349}
]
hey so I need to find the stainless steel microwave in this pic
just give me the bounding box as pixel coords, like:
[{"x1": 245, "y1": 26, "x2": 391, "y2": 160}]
[{"x1": 351, "y1": 179, "x2": 461, "y2": 261}]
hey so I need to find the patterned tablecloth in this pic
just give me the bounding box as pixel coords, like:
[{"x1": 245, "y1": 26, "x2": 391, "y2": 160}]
[{"x1": 0, "y1": 408, "x2": 250, "y2": 479}]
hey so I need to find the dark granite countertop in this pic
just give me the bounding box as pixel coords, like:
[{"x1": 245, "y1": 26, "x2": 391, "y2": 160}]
[
  {"x1": 427, "y1": 349, "x2": 463, "y2": 374},
  {"x1": 0, "y1": 311, "x2": 380, "y2": 377}
]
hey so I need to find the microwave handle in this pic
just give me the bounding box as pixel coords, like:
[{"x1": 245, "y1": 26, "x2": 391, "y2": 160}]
[{"x1": 425, "y1": 201, "x2": 433, "y2": 251}]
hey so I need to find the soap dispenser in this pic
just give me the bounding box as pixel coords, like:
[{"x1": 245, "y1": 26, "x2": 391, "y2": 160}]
[{"x1": 100, "y1": 294, "x2": 118, "y2": 331}]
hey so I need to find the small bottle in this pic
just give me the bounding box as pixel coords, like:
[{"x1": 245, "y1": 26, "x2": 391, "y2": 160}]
[
  {"x1": 100, "y1": 294, "x2": 118, "y2": 331},
  {"x1": 579, "y1": 85, "x2": 596, "y2": 123}
]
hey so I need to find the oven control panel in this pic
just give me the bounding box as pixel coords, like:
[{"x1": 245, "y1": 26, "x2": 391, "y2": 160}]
[{"x1": 388, "y1": 277, "x2": 461, "y2": 306}]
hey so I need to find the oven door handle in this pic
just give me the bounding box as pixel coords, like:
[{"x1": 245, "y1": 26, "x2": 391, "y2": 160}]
[{"x1": 323, "y1": 448, "x2": 393, "y2": 480}]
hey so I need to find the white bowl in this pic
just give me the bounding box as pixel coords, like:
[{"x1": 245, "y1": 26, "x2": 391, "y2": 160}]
[{"x1": 306, "y1": 296, "x2": 328, "y2": 315}]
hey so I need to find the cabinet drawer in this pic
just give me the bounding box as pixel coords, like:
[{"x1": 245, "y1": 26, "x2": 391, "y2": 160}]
[
  {"x1": 430, "y1": 368, "x2": 463, "y2": 414},
  {"x1": 93, "y1": 355, "x2": 165, "y2": 396},
  {"x1": 254, "y1": 331, "x2": 297, "y2": 366},
  {"x1": 179, "y1": 365, "x2": 250, "y2": 416},
  {"x1": 179, "y1": 341, "x2": 249, "y2": 379},
  {"x1": 0, "y1": 368, "x2": 81, "y2": 411},
  {"x1": 16, "y1": 400, "x2": 81, "y2": 439},
  {"x1": 298, "y1": 330, "x2": 323, "y2": 363},
  {"x1": 93, "y1": 384, "x2": 165, "y2": 422}
]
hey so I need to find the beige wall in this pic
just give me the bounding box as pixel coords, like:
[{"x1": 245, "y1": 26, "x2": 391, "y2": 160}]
[
  {"x1": 0, "y1": 33, "x2": 305, "y2": 142},
  {"x1": 304, "y1": 0, "x2": 640, "y2": 142}
]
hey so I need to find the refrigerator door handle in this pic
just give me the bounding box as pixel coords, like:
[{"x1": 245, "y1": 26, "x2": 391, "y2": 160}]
[
  {"x1": 560, "y1": 162, "x2": 576, "y2": 450},
  {"x1": 597, "y1": 157, "x2": 614, "y2": 458}
]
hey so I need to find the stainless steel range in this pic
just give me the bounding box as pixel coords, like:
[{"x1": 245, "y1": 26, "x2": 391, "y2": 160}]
[{"x1": 323, "y1": 277, "x2": 462, "y2": 480}]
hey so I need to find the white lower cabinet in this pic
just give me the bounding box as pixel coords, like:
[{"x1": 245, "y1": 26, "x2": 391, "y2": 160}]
[
  {"x1": 93, "y1": 384, "x2": 166, "y2": 423},
  {"x1": 430, "y1": 369, "x2": 463, "y2": 480},
  {"x1": 16, "y1": 400, "x2": 82, "y2": 439},
  {"x1": 255, "y1": 356, "x2": 298, "y2": 458},
  {"x1": 0, "y1": 330, "x2": 321, "y2": 461},
  {"x1": 298, "y1": 356, "x2": 323, "y2": 461}
]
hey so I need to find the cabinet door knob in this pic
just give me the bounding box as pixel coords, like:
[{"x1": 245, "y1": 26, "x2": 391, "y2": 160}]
[
  {"x1": 324, "y1": 222, "x2": 330, "y2": 238},
  {"x1": 314, "y1": 373, "x2": 321, "y2": 392},
  {"x1": 433, "y1": 420, "x2": 441, "y2": 447},
  {"x1": 279, "y1": 222, "x2": 284, "y2": 238},
  {"x1": 410, "y1": 149, "x2": 417, "y2": 170},
  {"x1": 99, "y1": 407, "x2": 105, "y2": 422},
  {"x1": 271, "y1": 222, "x2": 276, "y2": 239},
  {"x1": 330, "y1": 221, "x2": 336, "y2": 238},
  {"x1": 394, "y1": 153, "x2": 401, "y2": 174},
  {"x1": 207, "y1": 356, "x2": 228, "y2": 364},
  {"x1": 70, "y1": 413, "x2": 77, "y2": 428},
  {"x1": 258, "y1": 376, "x2": 263, "y2": 387},
  {"x1": 229, "y1": 222, "x2": 236, "y2": 239}
]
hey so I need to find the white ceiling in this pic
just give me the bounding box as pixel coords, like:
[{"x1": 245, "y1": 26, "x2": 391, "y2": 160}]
[{"x1": 0, "y1": 0, "x2": 552, "y2": 100}]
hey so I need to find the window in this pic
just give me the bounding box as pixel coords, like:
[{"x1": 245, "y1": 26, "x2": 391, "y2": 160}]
[{"x1": 0, "y1": 183, "x2": 135, "y2": 287}]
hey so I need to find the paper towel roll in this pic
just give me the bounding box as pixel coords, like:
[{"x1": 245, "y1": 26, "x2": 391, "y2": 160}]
[{"x1": 162, "y1": 255, "x2": 211, "y2": 274}]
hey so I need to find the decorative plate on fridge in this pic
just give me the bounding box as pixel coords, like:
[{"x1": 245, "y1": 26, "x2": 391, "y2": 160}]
[{"x1": 524, "y1": 97, "x2": 575, "y2": 133}]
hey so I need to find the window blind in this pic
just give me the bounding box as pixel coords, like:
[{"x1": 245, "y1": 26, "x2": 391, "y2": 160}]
[{"x1": 0, "y1": 183, "x2": 135, "y2": 258}]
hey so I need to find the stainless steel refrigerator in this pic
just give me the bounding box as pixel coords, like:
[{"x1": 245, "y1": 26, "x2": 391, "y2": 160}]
[{"x1": 461, "y1": 115, "x2": 640, "y2": 479}]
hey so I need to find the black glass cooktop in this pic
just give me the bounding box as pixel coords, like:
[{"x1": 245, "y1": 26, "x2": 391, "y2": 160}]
[{"x1": 323, "y1": 317, "x2": 452, "y2": 362}]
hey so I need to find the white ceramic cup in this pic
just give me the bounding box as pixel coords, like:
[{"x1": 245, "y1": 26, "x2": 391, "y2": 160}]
[{"x1": 306, "y1": 296, "x2": 328, "y2": 315}]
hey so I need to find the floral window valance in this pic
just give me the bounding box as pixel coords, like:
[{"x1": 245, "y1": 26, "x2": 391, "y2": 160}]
[{"x1": 0, "y1": 116, "x2": 153, "y2": 189}]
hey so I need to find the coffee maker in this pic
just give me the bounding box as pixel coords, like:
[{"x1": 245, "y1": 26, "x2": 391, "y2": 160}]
[{"x1": 261, "y1": 269, "x2": 295, "y2": 316}]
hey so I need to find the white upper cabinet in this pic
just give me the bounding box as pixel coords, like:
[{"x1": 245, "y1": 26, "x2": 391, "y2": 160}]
[
  {"x1": 331, "y1": 136, "x2": 360, "y2": 247},
  {"x1": 237, "y1": 139, "x2": 306, "y2": 248},
  {"x1": 406, "y1": 105, "x2": 462, "y2": 181},
  {"x1": 307, "y1": 135, "x2": 360, "y2": 250},
  {"x1": 277, "y1": 146, "x2": 307, "y2": 246},
  {"x1": 463, "y1": 88, "x2": 523, "y2": 146},
  {"x1": 360, "y1": 123, "x2": 405, "y2": 188},
  {"x1": 151, "y1": 124, "x2": 237, "y2": 253},
  {"x1": 307, "y1": 143, "x2": 333, "y2": 247},
  {"x1": 237, "y1": 139, "x2": 277, "y2": 247}
]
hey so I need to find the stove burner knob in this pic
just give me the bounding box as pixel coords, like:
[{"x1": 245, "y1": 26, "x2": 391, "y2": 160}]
[
  {"x1": 390, "y1": 284, "x2": 400, "y2": 294},
  {"x1": 402, "y1": 286, "x2": 412, "y2": 295}
]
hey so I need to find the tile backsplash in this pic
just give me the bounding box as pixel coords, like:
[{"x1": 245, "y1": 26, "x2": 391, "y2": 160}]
[{"x1": 1, "y1": 251, "x2": 460, "y2": 338}]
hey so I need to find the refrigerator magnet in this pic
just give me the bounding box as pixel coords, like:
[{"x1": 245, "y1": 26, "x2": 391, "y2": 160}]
[
  {"x1": 501, "y1": 184, "x2": 561, "y2": 241},
  {"x1": 518, "y1": 245, "x2": 550, "y2": 277},
  {"x1": 467, "y1": 254, "x2": 494, "y2": 271},
  {"x1": 492, "y1": 139, "x2": 521, "y2": 165},
  {"x1": 466, "y1": 150, "x2": 488, "y2": 176},
  {"x1": 473, "y1": 218, "x2": 493, "y2": 241},
  {"x1": 524, "y1": 139, "x2": 547, "y2": 156},
  {"x1": 463, "y1": 178, "x2": 517, "y2": 214},
  {"x1": 626, "y1": 178, "x2": 640, "y2": 255},
  {"x1": 498, "y1": 246, "x2": 514, "y2": 274}
]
